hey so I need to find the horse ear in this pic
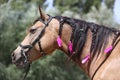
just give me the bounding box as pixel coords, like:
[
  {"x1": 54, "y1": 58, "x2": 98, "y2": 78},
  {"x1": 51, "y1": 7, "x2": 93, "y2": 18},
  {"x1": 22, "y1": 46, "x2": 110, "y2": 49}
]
[{"x1": 39, "y1": 7, "x2": 49, "y2": 21}]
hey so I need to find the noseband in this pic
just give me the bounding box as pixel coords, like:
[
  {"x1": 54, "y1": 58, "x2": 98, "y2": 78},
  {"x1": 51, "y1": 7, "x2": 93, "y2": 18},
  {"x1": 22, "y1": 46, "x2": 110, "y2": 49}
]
[{"x1": 19, "y1": 16, "x2": 53, "y2": 64}]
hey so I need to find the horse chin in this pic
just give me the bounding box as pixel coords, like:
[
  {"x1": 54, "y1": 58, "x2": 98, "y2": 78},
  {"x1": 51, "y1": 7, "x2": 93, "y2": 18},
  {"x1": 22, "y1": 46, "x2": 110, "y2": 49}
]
[
  {"x1": 14, "y1": 59, "x2": 30, "y2": 69},
  {"x1": 17, "y1": 62, "x2": 28, "y2": 69}
]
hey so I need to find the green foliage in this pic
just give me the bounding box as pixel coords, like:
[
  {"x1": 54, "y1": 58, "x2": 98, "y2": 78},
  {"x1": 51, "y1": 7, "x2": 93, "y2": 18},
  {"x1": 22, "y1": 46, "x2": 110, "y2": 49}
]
[
  {"x1": 105, "y1": 0, "x2": 114, "y2": 8},
  {"x1": 0, "y1": 0, "x2": 119, "y2": 80},
  {"x1": 0, "y1": 1, "x2": 27, "y2": 65},
  {"x1": 0, "y1": 63, "x2": 22, "y2": 80},
  {"x1": 0, "y1": 63, "x2": 9, "y2": 80},
  {"x1": 25, "y1": 51, "x2": 89, "y2": 80},
  {"x1": 54, "y1": 0, "x2": 101, "y2": 13},
  {"x1": 54, "y1": 0, "x2": 80, "y2": 12},
  {"x1": 82, "y1": 0, "x2": 101, "y2": 13},
  {"x1": 0, "y1": 0, "x2": 7, "y2": 4},
  {"x1": 82, "y1": 3, "x2": 114, "y2": 27},
  {"x1": 0, "y1": 51, "x2": 89, "y2": 80}
]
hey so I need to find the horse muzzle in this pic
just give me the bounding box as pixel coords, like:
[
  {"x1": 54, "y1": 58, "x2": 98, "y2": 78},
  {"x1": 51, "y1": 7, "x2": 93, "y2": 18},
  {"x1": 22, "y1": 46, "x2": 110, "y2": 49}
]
[{"x1": 11, "y1": 51, "x2": 30, "y2": 68}]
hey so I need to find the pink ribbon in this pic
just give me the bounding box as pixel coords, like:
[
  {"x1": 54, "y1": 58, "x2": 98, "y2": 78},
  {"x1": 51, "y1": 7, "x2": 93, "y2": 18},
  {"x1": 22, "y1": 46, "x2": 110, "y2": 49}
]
[
  {"x1": 68, "y1": 41, "x2": 73, "y2": 53},
  {"x1": 104, "y1": 46, "x2": 113, "y2": 53},
  {"x1": 57, "y1": 36, "x2": 62, "y2": 47},
  {"x1": 81, "y1": 54, "x2": 90, "y2": 64}
]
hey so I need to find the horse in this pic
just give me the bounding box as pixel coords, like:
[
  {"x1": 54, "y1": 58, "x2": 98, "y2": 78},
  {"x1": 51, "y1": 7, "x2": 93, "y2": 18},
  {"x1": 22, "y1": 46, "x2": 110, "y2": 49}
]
[{"x1": 11, "y1": 7, "x2": 120, "y2": 80}]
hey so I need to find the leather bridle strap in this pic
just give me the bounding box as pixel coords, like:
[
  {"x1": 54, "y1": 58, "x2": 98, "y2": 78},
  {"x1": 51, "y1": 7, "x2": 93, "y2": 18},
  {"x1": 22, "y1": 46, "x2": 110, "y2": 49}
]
[
  {"x1": 38, "y1": 41, "x2": 45, "y2": 55},
  {"x1": 19, "y1": 16, "x2": 53, "y2": 64}
]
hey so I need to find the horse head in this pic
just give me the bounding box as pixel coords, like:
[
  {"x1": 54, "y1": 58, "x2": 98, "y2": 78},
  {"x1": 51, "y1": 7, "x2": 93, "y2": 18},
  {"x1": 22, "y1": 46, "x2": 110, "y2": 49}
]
[{"x1": 11, "y1": 7, "x2": 65, "y2": 68}]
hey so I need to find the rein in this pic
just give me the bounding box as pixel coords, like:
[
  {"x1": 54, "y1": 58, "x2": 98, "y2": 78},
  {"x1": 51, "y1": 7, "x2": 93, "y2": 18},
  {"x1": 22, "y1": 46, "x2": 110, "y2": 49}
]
[{"x1": 91, "y1": 32, "x2": 120, "y2": 80}]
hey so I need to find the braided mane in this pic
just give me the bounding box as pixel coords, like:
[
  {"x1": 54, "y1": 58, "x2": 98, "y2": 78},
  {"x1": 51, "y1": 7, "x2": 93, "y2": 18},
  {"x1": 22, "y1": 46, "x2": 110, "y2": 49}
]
[{"x1": 55, "y1": 16, "x2": 120, "y2": 60}]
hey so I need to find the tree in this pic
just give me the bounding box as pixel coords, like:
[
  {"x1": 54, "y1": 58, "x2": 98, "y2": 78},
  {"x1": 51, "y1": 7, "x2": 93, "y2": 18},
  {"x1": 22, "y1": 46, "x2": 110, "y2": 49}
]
[
  {"x1": 54, "y1": 0, "x2": 114, "y2": 13},
  {"x1": 0, "y1": 0, "x2": 119, "y2": 80}
]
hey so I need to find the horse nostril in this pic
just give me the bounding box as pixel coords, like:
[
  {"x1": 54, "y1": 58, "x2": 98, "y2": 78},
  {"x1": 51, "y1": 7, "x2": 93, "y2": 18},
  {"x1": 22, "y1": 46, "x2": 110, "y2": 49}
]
[{"x1": 11, "y1": 52, "x2": 16, "y2": 62}]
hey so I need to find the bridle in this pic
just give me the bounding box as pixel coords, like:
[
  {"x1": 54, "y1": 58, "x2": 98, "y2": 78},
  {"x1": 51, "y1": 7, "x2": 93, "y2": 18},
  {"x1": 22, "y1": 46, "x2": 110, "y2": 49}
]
[
  {"x1": 19, "y1": 16, "x2": 53, "y2": 80},
  {"x1": 19, "y1": 16, "x2": 53, "y2": 65},
  {"x1": 19, "y1": 16, "x2": 53, "y2": 79},
  {"x1": 19, "y1": 16, "x2": 66, "y2": 65}
]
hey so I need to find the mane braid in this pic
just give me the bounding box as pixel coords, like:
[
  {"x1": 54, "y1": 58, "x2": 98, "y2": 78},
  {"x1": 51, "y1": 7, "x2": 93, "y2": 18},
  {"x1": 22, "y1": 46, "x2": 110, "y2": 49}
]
[
  {"x1": 55, "y1": 16, "x2": 120, "y2": 61},
  {"x1": 62, "y1": 17, "x2": 90, "y2": 60}
]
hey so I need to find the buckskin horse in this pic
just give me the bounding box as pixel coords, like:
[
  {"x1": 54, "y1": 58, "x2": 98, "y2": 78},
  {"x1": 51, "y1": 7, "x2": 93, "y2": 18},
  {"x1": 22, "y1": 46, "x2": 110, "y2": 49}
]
[{"x1": 11, "y1": 7, "x2": 120, "y2": 80}]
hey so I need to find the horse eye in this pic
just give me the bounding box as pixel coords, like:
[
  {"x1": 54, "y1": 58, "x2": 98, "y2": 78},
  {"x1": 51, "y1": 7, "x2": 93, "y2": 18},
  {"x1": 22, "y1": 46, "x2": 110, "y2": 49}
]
[{"x1": 30, "y1": 28, "x2": 36, "y2": 34}]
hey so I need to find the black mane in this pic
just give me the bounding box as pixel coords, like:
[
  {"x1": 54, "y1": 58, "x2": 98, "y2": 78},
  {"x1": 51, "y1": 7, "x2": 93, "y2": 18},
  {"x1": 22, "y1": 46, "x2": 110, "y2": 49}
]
[{"x1": 55, "y1": 16, "x2": 120, "y2": 60}]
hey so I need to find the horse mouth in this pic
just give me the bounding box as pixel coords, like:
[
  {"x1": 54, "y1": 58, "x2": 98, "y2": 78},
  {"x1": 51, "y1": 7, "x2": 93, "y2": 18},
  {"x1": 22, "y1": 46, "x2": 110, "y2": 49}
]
[{"x1": 13, "y1": 57, "x2": 30, "y2": 68}]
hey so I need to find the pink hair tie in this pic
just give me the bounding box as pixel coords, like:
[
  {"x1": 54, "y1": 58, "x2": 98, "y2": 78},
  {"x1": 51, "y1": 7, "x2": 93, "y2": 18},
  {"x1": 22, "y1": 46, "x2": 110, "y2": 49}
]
[
  {"x1": 68, "y1": 41, "x2": 73, "y2": 53},
  {"x1": 104, "y1": 45, "x2": 113, "y2": 53},
  {"x1": 57, "y1": 36, "x2": 62, "y2": 47},
  {"x1": 82, "y1": 54, "x2": 90, "y2": 64}
]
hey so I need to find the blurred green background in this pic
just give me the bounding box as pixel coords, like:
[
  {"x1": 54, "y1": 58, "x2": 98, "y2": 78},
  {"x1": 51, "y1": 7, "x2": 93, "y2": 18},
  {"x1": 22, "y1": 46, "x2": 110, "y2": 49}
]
[{"x1": 0, "y1": 0, "x2": 120, "y2": 80}]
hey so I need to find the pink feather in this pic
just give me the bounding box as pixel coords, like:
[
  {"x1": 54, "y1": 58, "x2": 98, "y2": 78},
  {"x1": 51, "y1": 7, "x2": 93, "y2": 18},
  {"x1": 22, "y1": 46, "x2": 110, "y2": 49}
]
[
  {"x1": 57, "y1": 36, "x2": 62, "y2": 47},
  {"x1": 68, "y1": 41, "x2": 73, "y2": 53},
  {"x1": 104, "y1": 46, "x2": 113, "y2": 53},
  {"x1": 82, "y1": 54, "x2": 90, "y2": 64}
]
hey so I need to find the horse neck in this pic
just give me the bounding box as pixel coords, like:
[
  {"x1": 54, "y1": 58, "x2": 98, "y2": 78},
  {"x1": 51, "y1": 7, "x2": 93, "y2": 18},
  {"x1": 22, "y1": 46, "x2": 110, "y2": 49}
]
[
  {"x1": 59, "y1": 22, "x2": 92, "y2": 75},
  {"x1": 57, "y1": 18, "x2": 119, "y2": 77}
]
